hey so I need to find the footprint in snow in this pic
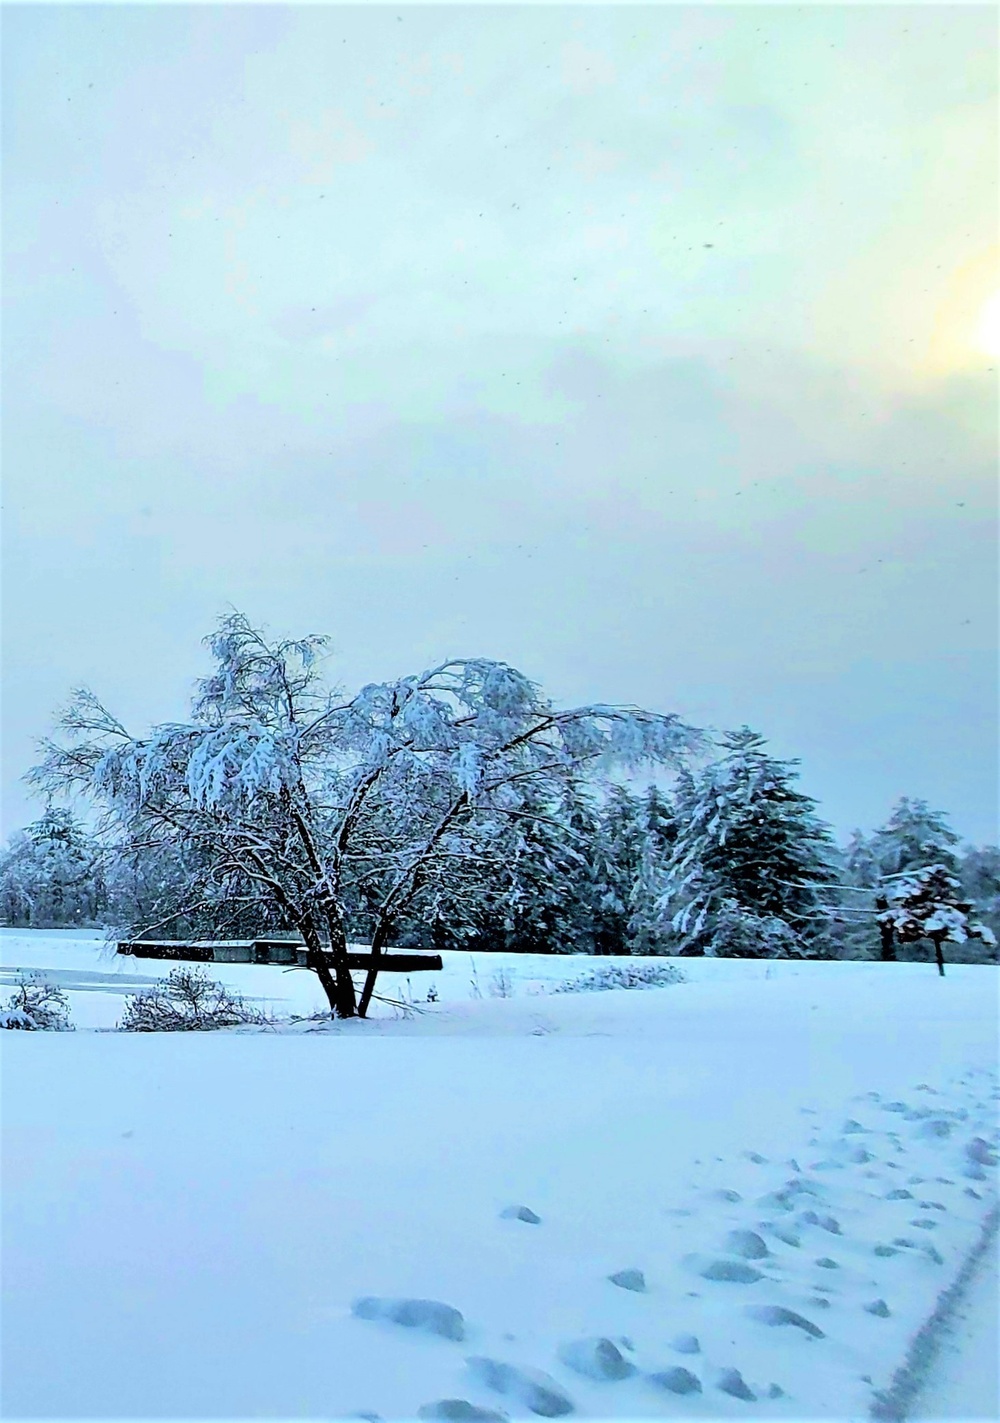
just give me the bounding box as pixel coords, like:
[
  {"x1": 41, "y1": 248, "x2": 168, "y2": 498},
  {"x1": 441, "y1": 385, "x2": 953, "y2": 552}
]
[
  {"x1": 709, "y1": 1188, "x2": 743, "y2": 1203},
  {"x1": 608, "y1": 1268, "x2": 646, "y2": 1292},
  {"x1": 747, "y1": 1305, "x2": 824, "y2": 1338},
  {"x1": 351, "y1": 1298, "x2": 465, "y2": 1341},
  {"x1": 717, "y1": 1367, "x2": 756, "y2": 1402},
  {"x1": 466, "y1": 1359, "x2": 573, "y2": 1418},
  {"x1": 672, "y1": 1333, "x2": 701, "y2": 1355},
  {"x1": 648, "y1": 1366, "x2": 701, "y2": 1395},
  {"x1": 418, "y1": 1405, "x2": 508, "y2": 1422},
  {"x1": 701, "y1": 1259, "x2": 764, "y2": 1283},
  {"x1": 799, "y1": 1210, "x2": 842, "y2": 1234},
  {"x1": 725, "y1": 1230, "x2": 769, "y2": 1259},
  {"x1": 556, "y1": 1339, "x2": 634, "y2": 1382},
  {"x1": 815, "y1": 1257, "x2": 839, "y2": 1269},
  {"x1": 864, "y1": 1300, "x2": 891, "y2": 1317},
  {"x1": 500, "y1": 1205, "x2": 541, "y2": 1224},
  {"x1": 763, "y1": 1223, "x2": 802, "y2": 1248}
]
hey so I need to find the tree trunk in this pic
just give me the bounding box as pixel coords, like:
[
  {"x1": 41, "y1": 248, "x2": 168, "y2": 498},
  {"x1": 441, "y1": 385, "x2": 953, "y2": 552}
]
[
  {"x1": 875, "y1": 896, "x2": 896, "y2": 962},
  {"x1": 357, "y1": 917, "x2": 392, "y2": 1018},
  {"x1": 322, "y1": 904, "x2": 359, "y2": 1017},
  {"x1": 302, "y1": 916, "x2": 356, "y2": 1018},
  {"x1": 932, "y1": 933, "x2": 946, "y2": 977}
]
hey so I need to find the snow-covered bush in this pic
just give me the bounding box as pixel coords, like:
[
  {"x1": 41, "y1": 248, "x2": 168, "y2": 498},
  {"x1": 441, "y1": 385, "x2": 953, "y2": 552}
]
[
  {"x1": 877, "y1": 864, "x2": 997, "y2": 976},
  {"x1": 0, "y1": 975, "x2": 74, "y2": 1030},
  {"x1": 552, "y1": 961, "x2": 685, "y2": 994},
  {"x1": 705, "y1": 898, "x2": 804, "y2": 959},
  {"x1": 119, "y1": 967, "x2": 271, "y2": 1031}
]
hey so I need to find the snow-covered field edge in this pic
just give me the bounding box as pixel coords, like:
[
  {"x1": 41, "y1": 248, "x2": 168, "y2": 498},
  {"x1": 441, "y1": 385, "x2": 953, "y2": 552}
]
[{"x1": 872, "y1": 1201, "x2": 1000, "y2": 1421}]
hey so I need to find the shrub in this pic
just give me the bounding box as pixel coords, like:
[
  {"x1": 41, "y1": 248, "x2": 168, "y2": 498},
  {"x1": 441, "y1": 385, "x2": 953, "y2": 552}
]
[
  {"x1": 551, "y1": 961, "x2": 685, "y2": 994},
  {"x1": 0, "y1": 974, "x2": 75, "y2": 1030},
  {"x1": 119, "y1": 967, "x2": 271, "y2": 1031}
]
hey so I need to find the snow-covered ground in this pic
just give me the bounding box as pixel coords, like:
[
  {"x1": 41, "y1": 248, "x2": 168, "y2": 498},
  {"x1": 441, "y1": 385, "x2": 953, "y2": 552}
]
[{"x1": 1, "y1": 930, "x2": 997, "y2": 1421}]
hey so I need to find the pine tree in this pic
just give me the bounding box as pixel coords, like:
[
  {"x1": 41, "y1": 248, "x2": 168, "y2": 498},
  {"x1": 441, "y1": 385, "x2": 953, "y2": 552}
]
[
  {"x1": 627, "y1": 786, "x2": 678, "y2": 954},
  {"x1": 869, "y1": 798, "x2": 960, "y2": 877},
  {"x1": 0, "y1": 808, "x2": 104, "y2": 927},
  {"x1": 957, "y1": 845, "x2": 1000, "y2": 957},
  {"x1": 589, "y1": 786, "x2": 643, "y2": 955},
  {"x1": 658, "y1": 728, "x2": 837, "y2": 957}
]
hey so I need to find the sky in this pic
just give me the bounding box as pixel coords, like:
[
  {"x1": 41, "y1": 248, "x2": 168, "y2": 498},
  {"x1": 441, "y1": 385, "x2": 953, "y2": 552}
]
[{"x1": 2, "y1": 3, "x2": 998, "y2": 845}]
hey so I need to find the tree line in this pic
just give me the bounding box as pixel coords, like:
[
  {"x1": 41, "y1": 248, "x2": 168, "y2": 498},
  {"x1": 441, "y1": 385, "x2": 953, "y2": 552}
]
[{"x1": 1, "y1": 615, "x2": 996, "y2": 1014}]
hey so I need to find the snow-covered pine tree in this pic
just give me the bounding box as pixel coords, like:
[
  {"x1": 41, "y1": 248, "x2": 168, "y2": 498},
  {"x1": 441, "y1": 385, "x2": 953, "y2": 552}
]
[
  {"x1": 589, "y1": 785, "x2": 644, "y2": 955},
  {"x1": 877, "y1": 863, "x2": 997, "y2": 976},
  {"x1": 626, "y1": 785, "x2": 678, "y2": 954},
  {"x1": 0, "y1": 808, "x2": 104, "y2": 927},
  {"x1": 864, "y1": 799, "x2": 965, "y2": 965},
  {"x1": 957, "y1": 845, "x2": 1000, "y2": 958},
  {"x1": 494, "y1": 782, "x2": 601, "y2": 955},
  {"x1": 825, "y1": 830, "x2": 892, "y2": 961},
  {"x1": 31, "y1": 613, "x2": 703, "y2": 1016},
  {"x1": 657, "y1": 728, "x2": 837, "y2": 957},
  {"x1": 869, "y1": 798, "x2": 960, "y2": 877}
]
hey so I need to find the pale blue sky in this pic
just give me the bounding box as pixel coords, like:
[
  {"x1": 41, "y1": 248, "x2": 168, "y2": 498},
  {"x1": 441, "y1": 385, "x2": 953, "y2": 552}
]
[{"x1": 2, "y1": 4, "x2": 998, "y2": 842}]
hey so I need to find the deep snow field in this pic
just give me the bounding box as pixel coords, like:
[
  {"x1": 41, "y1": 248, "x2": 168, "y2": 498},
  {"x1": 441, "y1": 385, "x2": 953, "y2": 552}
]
[{"x1": 1, "y1": 929, "x2": 997, "y2": 1422}]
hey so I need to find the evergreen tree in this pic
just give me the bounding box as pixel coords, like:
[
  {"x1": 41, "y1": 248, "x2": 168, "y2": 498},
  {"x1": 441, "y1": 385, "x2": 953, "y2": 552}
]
[
  {"x1": 626, "y1": 786, "x2": 678, "y2": 954},
  {"x1": 957, "y1": 845, "x2": 1000, "y2": 954},
  {"x1": 590, "y1": 785, "x2": 643, "y2": 955},
  {"x1": 657, "y1": 728, "x2": 837, "y2": 957},
  {"x1": 869, "y1": 798, "x2": 960, "y2": 878},
  {"x1": 0, "y1": 808, "x2": 104, "y2": 927}
]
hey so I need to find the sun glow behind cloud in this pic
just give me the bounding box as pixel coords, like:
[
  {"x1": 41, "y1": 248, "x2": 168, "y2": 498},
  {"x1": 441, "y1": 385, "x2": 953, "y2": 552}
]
[
  {"x1": 2, "y1": 4, "x2": 998, "y2": 844},
  {"x1": 976, "y1": 288, "x2": 1000, "y2": 358}
]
